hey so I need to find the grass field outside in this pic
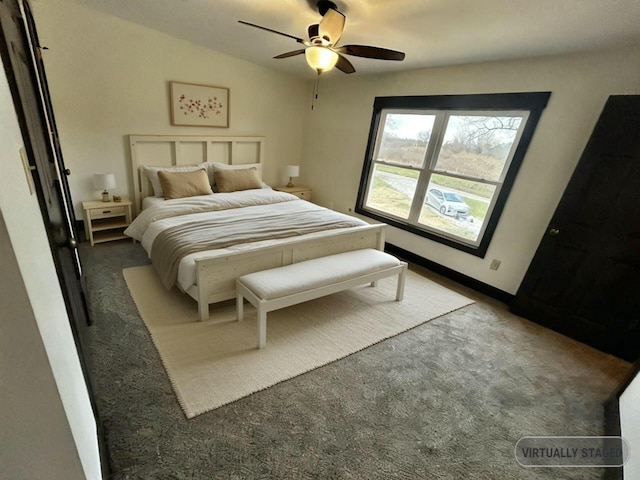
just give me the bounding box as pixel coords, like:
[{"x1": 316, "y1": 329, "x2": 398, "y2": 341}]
[{"x1": 366, "y1": 173, "x2": 484, "y2": 241}]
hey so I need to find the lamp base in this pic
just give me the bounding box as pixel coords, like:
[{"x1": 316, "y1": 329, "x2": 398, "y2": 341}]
[
  {"x1": 286, "y1": 178, "x2": 295, "y2": 188},
  {"x1": 101, "y1": 190, "x2": 110, "y2": 202}
]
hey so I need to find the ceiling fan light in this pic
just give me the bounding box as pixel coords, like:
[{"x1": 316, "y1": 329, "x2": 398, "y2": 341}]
[{"x1": 305, "y1": 46, "x2": 339, "y2": 73}]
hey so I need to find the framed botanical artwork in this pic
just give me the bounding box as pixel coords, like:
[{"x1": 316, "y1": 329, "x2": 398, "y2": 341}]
[{"x1": 170, "y1": 81, "x2": 229, "y2": 128}]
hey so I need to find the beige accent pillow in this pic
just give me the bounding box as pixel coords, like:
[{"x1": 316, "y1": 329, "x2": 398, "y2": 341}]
[
  {"x1": 143, "y1": 163, "x2": 211, "y2": 197},
  {"x1": 158, "y1": 168, "x2": 213, "y2": 200},
  {"x1": 214, "y1": 167, "x2": 262, "y2": 193},
  {"x1": 211, "y1": 162, "x2": 263, "y2": 185}
]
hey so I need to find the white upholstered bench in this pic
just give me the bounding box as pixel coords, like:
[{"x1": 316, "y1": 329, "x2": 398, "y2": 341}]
[{"x1": 236, "y1": 248, "x2": 408, "y2": 348}]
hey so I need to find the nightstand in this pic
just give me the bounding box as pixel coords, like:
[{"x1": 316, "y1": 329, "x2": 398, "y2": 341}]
[
  {"x1": 82, "y1": 198, "x2": 133, "y2": 246},
  {"x1": 273, "y1": 185, "x2": 312, "y2": 201}
]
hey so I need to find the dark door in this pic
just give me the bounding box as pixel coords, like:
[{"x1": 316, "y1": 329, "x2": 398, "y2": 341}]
[
  {"x1": 1, "y1": 0, "x2": 107, "y2": 425},
  {"x1": 1, "y1": 0, "x2": 91, "y2": 324},
  {"x1": 511, "y1": 95, "x2": 640, "y2": 361}
]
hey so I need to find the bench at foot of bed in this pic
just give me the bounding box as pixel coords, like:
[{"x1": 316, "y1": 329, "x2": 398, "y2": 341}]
[{"x1": 236, "y1": 248, "x2": 408, "y2": 349}]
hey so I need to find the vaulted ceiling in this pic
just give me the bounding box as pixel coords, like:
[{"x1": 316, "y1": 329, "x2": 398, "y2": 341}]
[{"x1": 73, "y1": 0, "x2": 640, "y2": 78}]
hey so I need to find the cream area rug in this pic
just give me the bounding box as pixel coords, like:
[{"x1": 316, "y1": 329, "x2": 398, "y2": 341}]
[{"x1": 123, "y1": 265, "x2": 474, "y2": 419}]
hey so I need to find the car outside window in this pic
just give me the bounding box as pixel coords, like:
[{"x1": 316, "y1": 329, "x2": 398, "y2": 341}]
[{"x1": 355, "y1": 93, "x2": 550, "y2": 257}]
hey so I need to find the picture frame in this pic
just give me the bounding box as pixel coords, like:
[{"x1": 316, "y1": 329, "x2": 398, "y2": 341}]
[{"x1": 170, "y1": 81, "x2": 229, "y2": 128}]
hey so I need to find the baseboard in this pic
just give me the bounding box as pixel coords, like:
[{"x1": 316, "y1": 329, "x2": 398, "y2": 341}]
[{"x1": 384, "y1": 243, "x2": 514, "y2": 304}]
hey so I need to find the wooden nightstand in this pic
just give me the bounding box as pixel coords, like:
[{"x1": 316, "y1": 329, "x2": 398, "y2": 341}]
[
  {"x1": 273, "y1": 185, "x2": 312, "y2": 201},
  {"x1": 82, "y1": 198, "x2": 133, "y2": 246}
]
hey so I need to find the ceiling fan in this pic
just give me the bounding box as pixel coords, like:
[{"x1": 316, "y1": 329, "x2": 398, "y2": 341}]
[{"x1": 238, "y1": 0, "x2": 405, "y2": 74}]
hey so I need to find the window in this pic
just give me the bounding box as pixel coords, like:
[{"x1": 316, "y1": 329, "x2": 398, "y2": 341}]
[{"x1": 356, "y1": 93, "x2": 550, "y2": 257}]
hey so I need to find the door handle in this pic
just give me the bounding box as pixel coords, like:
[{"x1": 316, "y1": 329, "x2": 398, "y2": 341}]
[{"x1": 548, "y1": 228, "x2": 560, "y2": 236}]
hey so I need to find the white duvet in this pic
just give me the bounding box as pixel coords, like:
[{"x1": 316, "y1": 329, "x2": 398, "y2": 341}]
[{"x1": 125, "y1": 189, "x2": 369, "y2": 291}]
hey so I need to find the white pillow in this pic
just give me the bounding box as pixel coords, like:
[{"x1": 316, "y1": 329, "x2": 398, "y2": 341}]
[{"x1": 142, "y1": 163, "x2": 210, "y2": 197}]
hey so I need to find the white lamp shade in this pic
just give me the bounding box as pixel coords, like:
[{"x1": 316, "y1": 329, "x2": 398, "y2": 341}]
[
  {"x1": 284, "y1": 165, "x2": 300, "y2": 178},
  {"x1": 93, "y1": 173, "x2": 116, "y2": 191},
  {"x1": 305, "y1": 46, "x2": 339, "y2": 73}
]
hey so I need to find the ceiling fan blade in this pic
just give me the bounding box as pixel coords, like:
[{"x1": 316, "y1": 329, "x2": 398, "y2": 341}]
[
  {"x1": 335, "y1": 53, "x2": 355, "y2": 74},
  {"x1": 336, "y1": 45, "x2": 405, "y2": 61},
  {"x1": 273, "y1": 49, "x2": 306, "y2": 59},
  {"x1": 319, "y1": 7, "x2": 345, "y2": 45},
  {"x1": 238, "y1": 20, "x2": 307, "y2": 45}
]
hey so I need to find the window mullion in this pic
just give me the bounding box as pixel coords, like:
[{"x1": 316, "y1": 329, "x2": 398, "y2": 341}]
[
  {"x1": 408, "y1": 170, "x2": 430, "y2": 222},
  {"x1": 427, "y1": 113, "x2": 449, "y2": 170},
  {"x1": 408, "y1": 112, "x2": 447, "y2": 222}
]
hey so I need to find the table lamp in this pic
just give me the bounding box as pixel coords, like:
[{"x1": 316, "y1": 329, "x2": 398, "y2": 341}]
[
  {"x1": 284, "y1": 165, "x2": 300, "y2": 188},
  {"x1": 93, "y1": 173, "x2": 116, "y2": 202}
]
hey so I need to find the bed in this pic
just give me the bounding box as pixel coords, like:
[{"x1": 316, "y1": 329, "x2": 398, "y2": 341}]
[{"x1": 126, "y1": 135, "x2": 387, "y2": 321}]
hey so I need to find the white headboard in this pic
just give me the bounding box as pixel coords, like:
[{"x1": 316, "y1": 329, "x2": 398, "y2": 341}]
[{"x1": 129, "y1": 135, "x2": 265, "y2": 215}]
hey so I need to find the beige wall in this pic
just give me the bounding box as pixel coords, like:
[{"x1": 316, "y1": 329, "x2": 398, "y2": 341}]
[
  {"x1": 0, "y1": 62, "x2": 100, "y2": 479},
  {"x1": 301, "y1": 47, "x2": 640, "y2": 294},
  {"x1": 32, "y1": 0, "x2": 309, "y2": 218}
]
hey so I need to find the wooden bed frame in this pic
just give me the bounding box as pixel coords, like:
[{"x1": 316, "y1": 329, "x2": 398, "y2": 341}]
[
  {"x1": 129, "y1": 135, "x2": 386, "y2": 321},
  {"x1": 130, "y1": 134, "x2": 267, "y2": 215}
]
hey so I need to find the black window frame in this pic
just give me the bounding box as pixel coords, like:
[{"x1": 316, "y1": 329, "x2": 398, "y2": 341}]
[{"x1": 355, "y1": 92, "x2": 551, "y2": 257}]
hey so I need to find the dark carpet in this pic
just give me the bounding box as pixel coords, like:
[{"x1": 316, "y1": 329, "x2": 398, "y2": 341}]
[{"x1": 80, "y1": 240, "x2": 630, "y2": 480}]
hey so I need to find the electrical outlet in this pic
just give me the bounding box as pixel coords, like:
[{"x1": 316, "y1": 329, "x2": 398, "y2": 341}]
[{"x1": 490, "y1": 259, "x2": 501, "y2": 270}]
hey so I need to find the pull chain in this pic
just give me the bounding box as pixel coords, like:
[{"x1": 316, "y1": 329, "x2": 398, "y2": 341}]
[{"x1": 311, "y1": 72, "x2": 321, "y2": 110}]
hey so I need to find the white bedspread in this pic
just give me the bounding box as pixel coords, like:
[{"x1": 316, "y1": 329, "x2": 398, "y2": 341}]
[
  {"x1": 126, "y1": 189, "x2": 297, "y2": 242},
  {"x1": 125, "y1": 189, "x2": 370, "y2": 291}
]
